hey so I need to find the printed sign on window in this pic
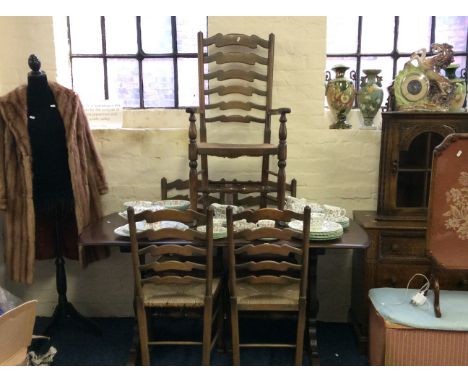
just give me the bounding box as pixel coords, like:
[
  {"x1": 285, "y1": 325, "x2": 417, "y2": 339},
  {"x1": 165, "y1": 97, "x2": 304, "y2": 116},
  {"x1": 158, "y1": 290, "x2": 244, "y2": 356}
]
[{"x1": 84, "y1": 101, "x2": 123, "y2": 129}]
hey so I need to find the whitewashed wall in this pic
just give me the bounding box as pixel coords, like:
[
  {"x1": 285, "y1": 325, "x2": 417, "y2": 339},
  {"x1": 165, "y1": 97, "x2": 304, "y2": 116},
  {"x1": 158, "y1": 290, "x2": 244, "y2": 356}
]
[{"x1": 0, "y1": 16, "x2": 381, "y2": 321}]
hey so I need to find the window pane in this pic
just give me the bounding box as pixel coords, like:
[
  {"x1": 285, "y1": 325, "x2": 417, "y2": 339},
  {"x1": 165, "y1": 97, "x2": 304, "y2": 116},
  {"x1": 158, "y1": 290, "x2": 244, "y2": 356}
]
[
  {"x1": 398, "y1": 16, "x2": 431, "y2": 53},
  {"x1": 361, "y1": 57, "x2": 394, "y2": 108},
  {"x1": 105, "y1": 16, "x2": 137, "y2": 54},
  {"x1": 69, "y1": 17, "x2": 102, "y2": 54},
  {"x1": 435, "y1": 16, "x2": 468, "y2": 52},
  {"x1": 176, "y1": 16, "x2": 206, "y2": 53},
  {"x1": 327, "y1": 16, "x2": 358, "y2": 54},
  {"x1": 107, "y1": 59, "x2": 140, "y2": 107},
  {"x1": 453, "y1": 56, "x2": 466, "y2": 72},
  {"x1": 143, "y1": 58, "x2": 174, "y2": 107},
  {"x1": 361, "y1": 16, "x2": 394, "y2": 54},
  {"x1": 178, "y1": 58, "x2": 199, "y2": 107},
  {"x1": 71, "y1": 58, "x2": 104, "y2": 102},
  {"x1": 141, "y1": 16, "x2": 173, "y2": 53},
  {"x1": 396, "y1": 56, "x2": 409, "y2": 75}
]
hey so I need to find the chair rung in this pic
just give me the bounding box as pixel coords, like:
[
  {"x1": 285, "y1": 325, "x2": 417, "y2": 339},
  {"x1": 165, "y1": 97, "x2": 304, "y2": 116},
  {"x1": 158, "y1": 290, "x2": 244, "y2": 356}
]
[
  {"x1": 239, "y1": 343, "x2": 296, "y2": 348},
  {"x1": 199, "y1": 184, "x2": 277, "y2": 194},
  {"x1": 148, "y1": 340, "x2": 203, "y2": 346}
]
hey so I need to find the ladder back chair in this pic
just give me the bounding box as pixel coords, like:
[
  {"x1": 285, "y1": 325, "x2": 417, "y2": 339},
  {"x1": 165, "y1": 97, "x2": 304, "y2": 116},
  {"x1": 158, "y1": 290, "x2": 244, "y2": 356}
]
[
  {"x1": 187, "y1": 32, "x2": 291, "y2": 212},
  {"x1": 427, "y1": 133, "x2": 468, "y2": 317},
  {"x1": 127, "y1": 206, "x2": 223, "y2": 365},
  {"x1": 231, "y1": 178, "x2": 297, "y2": 208},
  {"x1": 226, "y1": 206, "x2": 311, "y2": 365},
  {"x1": 161, "y1": 177, "x2": 224, "y2": 208},
  {"x1": 162, "y1": 177, "x2": 297, "y2": 209}
]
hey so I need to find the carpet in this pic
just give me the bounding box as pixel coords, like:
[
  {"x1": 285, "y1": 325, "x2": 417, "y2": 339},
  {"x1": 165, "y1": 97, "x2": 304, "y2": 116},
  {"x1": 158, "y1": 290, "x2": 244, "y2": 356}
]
[{"x1": 32, "y1": 316, "x2": 368, "y2": 366}]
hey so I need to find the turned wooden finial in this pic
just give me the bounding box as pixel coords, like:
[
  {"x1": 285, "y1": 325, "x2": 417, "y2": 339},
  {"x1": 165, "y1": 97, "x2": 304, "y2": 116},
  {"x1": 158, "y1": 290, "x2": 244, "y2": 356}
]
[{"x1": 28, "y1": 54, "x2": 42, "y2": 75}]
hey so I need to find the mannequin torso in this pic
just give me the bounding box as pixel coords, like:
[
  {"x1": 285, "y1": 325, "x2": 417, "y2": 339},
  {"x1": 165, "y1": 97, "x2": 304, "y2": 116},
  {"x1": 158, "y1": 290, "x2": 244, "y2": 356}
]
[{"x1": 27, "y1": 72, "x2": 74, "y2": 210}]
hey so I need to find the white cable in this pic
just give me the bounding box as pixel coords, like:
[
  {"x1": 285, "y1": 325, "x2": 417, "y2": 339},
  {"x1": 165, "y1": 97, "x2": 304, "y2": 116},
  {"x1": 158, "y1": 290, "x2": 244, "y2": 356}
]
[
  {"x1": 406, "y1": 273, "x2": 430, "y2": 307},
  {"x1": 376, "y1": 273, "x2": 431, "y2": 308}
]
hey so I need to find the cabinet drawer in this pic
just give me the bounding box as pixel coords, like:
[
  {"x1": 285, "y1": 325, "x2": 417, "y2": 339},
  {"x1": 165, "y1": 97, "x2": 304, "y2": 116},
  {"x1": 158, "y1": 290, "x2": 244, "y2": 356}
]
[
  {"x1": 376, "y1": 264, "x2": 430, "y2": 288},
  {"x1": 379, "y1": 231, "x2": 426, "y2": 261}
]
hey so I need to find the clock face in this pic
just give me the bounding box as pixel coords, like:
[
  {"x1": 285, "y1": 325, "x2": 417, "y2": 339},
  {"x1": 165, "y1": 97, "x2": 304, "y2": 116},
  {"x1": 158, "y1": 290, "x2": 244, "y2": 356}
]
[{"x1": 401, "y1": 73, "x2": 429, "y2": 102}]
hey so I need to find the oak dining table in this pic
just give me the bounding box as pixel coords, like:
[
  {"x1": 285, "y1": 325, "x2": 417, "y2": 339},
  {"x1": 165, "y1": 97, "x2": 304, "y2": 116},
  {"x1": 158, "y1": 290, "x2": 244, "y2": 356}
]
[{"x1": 78, "y1": 211, "x2": 369, "y2": 365}]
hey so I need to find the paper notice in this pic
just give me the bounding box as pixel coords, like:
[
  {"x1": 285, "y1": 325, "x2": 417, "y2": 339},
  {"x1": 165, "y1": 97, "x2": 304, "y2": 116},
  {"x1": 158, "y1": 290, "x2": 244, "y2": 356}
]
[{"x1": 84, "y1": 101, "x2": 123, "y2": 128}]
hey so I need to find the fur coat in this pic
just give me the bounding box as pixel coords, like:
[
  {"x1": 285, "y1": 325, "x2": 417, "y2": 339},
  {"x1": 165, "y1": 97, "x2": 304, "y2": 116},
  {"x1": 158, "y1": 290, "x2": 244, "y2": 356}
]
[{"x1": 0, "y1": 82, "x2": 109, "y2": 284}]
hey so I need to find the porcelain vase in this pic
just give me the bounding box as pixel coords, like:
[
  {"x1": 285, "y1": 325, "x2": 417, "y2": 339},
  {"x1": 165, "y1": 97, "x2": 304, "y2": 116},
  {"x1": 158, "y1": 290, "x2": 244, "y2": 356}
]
[
  {"x1": 325, "y1": 65, "x2": 355, "y2": 129},
  {"x1": 357, "y1": 69, "x2": 383, "y2": 129},
  {"x1": 444, "y1": 64, "x2": 467, "y2": 112}
]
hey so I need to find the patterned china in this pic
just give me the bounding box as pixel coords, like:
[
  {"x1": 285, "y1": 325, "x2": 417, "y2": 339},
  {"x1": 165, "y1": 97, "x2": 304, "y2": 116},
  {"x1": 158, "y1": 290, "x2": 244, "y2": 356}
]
[
  {"x1": 196, "y1": 224, "x2": 227, "y2": 239},
  {"x1": 210, "y1": 203, "x2": 245, "y2": 219},
  {"x1": 114, "y1": 221, "x2": 188, "y2": 237},
  {"x1": 323, "y1": 204, "x2": 347, "y2": 219},
  {"x1": 154, "y1": 199, "x2": 190, "y2": 210},
  {"x1": 288, "y1": 220, "x2": 343, "y2": 241}
]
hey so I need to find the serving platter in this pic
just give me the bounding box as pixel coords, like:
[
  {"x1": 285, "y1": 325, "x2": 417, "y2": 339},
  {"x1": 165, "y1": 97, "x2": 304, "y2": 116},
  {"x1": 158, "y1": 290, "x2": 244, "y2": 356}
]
[{"x1": 114, "y1": 221, "x2": 188, "y2": 237}]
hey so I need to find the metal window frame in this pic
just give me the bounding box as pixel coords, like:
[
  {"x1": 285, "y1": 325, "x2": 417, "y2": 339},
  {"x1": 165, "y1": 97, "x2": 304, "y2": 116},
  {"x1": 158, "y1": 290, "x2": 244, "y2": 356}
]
[
  {"x1": 67, "y1": 16, "x2": 206, "y2": 109},
  {"x1": 326, "y1": 16, "x2": 468, "y2": 108}
]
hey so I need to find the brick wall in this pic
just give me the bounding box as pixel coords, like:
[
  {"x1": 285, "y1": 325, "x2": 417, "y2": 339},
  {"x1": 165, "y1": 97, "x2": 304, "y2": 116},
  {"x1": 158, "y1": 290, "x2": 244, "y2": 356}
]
[{"x1": 0, "y1": 16, "x2": 381, "y2": 321}]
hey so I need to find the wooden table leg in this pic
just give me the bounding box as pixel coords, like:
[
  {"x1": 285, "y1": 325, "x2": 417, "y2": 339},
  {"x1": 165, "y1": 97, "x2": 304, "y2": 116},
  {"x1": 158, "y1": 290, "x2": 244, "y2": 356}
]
[{"x1": 307, "y1": 248, "x2": 323, "y2": 366}]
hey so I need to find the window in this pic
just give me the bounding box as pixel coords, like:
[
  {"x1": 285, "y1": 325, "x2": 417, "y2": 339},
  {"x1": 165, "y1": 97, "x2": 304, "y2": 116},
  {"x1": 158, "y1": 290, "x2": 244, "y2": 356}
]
[
  {"x1": 326, "y1": 16, "x2": 468, "y2": 108},
  {"x1": 67, "y1": 16, "x2": 207, "y2": 108}
]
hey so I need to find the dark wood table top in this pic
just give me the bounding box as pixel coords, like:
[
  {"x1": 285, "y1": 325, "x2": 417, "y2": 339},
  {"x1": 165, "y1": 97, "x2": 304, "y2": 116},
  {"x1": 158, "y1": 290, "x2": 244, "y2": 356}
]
[{"x1": 79, "y1": 212, "x2": 370, "y2": 250}]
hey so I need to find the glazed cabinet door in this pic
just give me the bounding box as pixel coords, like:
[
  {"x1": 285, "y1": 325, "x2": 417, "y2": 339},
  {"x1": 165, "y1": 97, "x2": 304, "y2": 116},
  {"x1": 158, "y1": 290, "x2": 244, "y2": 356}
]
[{"x1": 377, "y1": 112, "x2": 468, "y2": 221}]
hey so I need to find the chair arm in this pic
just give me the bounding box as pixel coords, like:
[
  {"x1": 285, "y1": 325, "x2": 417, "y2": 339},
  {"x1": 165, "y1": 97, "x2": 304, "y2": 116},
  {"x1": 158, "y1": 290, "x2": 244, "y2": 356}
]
[
  {"x1": 185, "y1": 107, "x2": 200, "y2": 115},
  {"x1": 269, "y1": 108, "x2": 291, "y2": 116}
]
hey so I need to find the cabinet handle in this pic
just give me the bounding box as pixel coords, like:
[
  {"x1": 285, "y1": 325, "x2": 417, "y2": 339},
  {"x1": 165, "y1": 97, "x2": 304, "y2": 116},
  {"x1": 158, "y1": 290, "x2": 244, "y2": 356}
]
[
  {"x1": 391, "y1": 160, "x2": 399, "y2": 174},
  {"x1": 391, "y1": 243, "x2": 400, "y2": 251},
  {"x1": 387, "y1": 277, "x2": 397, "y2": 287}
]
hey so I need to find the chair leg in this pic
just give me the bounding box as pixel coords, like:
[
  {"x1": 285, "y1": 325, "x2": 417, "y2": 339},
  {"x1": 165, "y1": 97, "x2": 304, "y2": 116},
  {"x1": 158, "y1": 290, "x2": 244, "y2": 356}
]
[
  {"x1": 135, "y1": 299, "x2": 150, "y2": 366},
  {"x1": 433, "y1": 276, "x2": 441, "y2": 318},
  {"x1": 295, "y1": 301, "x2": 307, "y2": 366},
  {"x1": 202, "y1": 298, "x2": 213, "y2": 366},
  {"x1": 216, "y1": 293, "x2": 226, "y2": 352},
  {"x1": 230, "y1": 298, "x2": 241, "y2": 366}
]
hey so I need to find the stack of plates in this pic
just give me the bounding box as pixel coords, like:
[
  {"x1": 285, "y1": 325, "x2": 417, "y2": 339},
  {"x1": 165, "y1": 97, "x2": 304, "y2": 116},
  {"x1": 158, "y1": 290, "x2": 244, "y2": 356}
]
[
  {"x1": 288, "y1": 220, "x2": 343, "y2": 241},
  {"x1": 330, "y1": 216, "x2": 350, "y2": 229},
  {"x1": 114, "y1": 221, "x2": 188, "y2": 237}
]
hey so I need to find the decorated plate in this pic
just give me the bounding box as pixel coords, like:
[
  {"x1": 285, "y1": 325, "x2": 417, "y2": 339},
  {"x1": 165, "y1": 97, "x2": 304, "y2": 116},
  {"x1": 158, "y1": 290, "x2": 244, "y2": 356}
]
[
  {"x1": 155, "y1": 199, "x2": 190, "y2": 210},
  {"x1": 114, "y1": 221, "x2": 188, "y2": 237},
  {"x1": 119, "y1": 204, "x2": 164, "y2": 219}
]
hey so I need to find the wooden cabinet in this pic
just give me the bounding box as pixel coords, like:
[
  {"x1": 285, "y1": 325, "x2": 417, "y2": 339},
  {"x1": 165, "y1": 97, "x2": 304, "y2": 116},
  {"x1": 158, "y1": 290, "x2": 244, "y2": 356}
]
[
  {"x1": 377, "y1": 112, "x2": 468, "y2": 221},
  {"x1": 351, "y1": 112, "x2": 468, "y2": 352}
]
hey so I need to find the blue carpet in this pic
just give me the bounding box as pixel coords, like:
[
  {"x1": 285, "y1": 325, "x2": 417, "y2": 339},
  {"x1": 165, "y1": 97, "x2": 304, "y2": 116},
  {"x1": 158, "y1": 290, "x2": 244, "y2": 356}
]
[{"x1": 32, "y1": 316, "x2": 368, "y2": 366}]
